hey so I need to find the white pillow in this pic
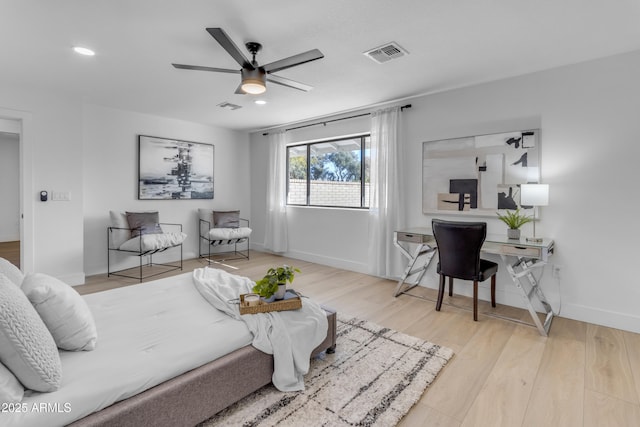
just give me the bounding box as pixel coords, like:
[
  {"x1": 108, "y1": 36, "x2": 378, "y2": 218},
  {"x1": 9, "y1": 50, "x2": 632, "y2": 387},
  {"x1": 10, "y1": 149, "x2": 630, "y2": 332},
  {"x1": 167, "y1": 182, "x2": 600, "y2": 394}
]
[
  {"x1": 0, "y1": 274, "x2": 62, "y2": 392},
  {"x1": 119, "y1": 231, "x2": 187, "y2": 252},
  {"x1": 0, "y1": 361, "x2": 24, "y2": 404},
  {"x1": 198, "y1": 208, "x2": 214, "y2": 226},
  {"x1": 0, "y1": 257, "x2": 23, "y2": 287},
  {"x1": 207, "y1": 227, "x2": 252, "y2": 241},
  {"x1": 109, "y1": 210, "x2": 131, "y2": 249},
  {"x1": 21, "y1": 273, "x2": 97, "y2": 351}
]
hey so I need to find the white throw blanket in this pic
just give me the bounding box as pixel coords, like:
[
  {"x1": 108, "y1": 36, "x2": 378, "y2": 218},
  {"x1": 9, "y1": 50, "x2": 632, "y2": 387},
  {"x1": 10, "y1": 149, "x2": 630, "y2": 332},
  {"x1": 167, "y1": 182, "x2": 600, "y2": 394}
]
[{"x1": 192, "y1": 267, "x2": 328, "y2": 391}]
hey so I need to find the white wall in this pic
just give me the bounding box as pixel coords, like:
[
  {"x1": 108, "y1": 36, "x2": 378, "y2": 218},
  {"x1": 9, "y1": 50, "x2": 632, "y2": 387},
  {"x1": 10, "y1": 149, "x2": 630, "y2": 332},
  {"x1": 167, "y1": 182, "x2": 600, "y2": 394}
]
[
  {"x1": 0, "y1": 132, "x2": 20, "y2": 242},
  {"x1": 250, "y1": 115, "x2": 372, "y2": 273},
  {"x1": 250, "y1": 49, "x2": 640, "y2": 333},
  {"x1": 0, "y1": 85, "x2": 85, "y2": 283},
  {"x1": 82, "y1": 104, "x2": 250, "y2": 276}
]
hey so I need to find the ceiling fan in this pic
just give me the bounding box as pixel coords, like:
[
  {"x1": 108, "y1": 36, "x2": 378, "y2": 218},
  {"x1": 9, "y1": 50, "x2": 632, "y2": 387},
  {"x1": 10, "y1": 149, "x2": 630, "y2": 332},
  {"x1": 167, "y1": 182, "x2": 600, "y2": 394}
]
[{"x1": 172, "y1": 28, "x2": 324, "y2": 95}]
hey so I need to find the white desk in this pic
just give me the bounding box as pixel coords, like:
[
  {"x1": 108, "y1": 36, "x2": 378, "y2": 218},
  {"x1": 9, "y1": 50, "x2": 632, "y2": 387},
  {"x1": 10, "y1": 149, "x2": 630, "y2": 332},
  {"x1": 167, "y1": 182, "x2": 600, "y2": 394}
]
[{"x1": 393, "y1": 227, "x2": 555, "y2": 336}]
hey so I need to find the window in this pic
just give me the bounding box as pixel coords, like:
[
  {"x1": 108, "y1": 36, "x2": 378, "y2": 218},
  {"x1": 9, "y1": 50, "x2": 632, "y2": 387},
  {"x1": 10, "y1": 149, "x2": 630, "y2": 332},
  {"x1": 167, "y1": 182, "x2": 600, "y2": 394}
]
[{"x1": 287, "y1": 135, "x2": 370, "y2": 208}]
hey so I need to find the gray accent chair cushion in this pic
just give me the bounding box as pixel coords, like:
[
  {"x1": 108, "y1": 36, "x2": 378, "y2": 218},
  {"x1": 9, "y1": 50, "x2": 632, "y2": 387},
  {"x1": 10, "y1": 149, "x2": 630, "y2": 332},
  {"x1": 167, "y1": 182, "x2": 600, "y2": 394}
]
[
  {"x1": 213, "y1": 210, "x2": 240, "y2": 228},
  {"x1": 126, "y1": 211, "x2": 164, "y2": 238}
]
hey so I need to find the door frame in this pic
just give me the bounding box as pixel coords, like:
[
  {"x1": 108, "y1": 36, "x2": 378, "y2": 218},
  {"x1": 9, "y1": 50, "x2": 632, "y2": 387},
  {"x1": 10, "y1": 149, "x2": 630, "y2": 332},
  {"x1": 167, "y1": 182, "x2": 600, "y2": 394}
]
[{"x1": 0, "y1": 109, "x2": 34, "y2": 272}]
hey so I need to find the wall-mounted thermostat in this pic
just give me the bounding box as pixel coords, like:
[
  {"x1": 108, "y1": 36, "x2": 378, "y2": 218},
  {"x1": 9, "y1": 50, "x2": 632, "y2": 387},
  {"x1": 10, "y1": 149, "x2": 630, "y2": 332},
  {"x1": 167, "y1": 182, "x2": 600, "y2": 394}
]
[{"x1": 40, "y1": 191, "x2": 48, "y2": 202}]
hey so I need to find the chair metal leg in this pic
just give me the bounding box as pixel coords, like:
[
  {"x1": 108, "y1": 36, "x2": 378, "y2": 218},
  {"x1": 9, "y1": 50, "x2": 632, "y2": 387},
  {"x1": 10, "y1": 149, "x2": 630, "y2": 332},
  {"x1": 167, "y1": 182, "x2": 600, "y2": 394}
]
[
  {"x1": 473, "y1": 280, "x2": 479, "y2": 321},
  {"x1": 448, "y1": 276, "x2": 454, "y2": 297},
  {"x1": 491, "y1": 275, "x2": 497, "y2": 307},
  {"x1": 436, "y1": 274, "x2": 446, "y2": 311}
]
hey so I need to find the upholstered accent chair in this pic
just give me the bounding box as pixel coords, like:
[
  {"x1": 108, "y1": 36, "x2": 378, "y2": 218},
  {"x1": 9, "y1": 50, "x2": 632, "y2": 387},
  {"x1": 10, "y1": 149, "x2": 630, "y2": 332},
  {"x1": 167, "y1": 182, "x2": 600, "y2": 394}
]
[
  {"x1": 107, "y1": 211, "x2": 186, "y2": 282},
  {"x1": 198, "y1": 209, "x2": 251, "y2": 263},
  {"x1": 432, "y1": 219, "x2": 498, "y2": 321}
]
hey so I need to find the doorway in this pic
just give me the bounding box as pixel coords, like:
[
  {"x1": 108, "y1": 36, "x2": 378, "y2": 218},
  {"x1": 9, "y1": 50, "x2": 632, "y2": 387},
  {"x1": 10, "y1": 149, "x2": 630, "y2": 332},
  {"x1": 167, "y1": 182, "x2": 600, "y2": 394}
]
[
  {"x1": 0, "y1": 112, "x2": 32, "y2": 272},
  {"x1": 0, "y1": 130, "x2": 20, "y2": 267}
]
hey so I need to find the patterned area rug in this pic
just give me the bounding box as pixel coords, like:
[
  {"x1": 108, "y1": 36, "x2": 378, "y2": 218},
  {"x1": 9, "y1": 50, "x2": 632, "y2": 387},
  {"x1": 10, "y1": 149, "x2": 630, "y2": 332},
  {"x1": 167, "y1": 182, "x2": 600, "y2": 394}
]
[{"x1": 201, "y1": 314, "x2": 454, "y2": 427}]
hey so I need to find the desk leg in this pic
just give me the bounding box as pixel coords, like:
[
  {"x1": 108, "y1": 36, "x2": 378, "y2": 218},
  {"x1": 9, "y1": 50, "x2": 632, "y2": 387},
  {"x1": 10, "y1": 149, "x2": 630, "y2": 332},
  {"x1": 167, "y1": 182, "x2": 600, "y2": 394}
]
[
  {"x1": 393, "y1": 244, "x2": 436, "y2": 297},
  {"x1": 501, "y1": 255, "x2": 554, "y2": 337}
]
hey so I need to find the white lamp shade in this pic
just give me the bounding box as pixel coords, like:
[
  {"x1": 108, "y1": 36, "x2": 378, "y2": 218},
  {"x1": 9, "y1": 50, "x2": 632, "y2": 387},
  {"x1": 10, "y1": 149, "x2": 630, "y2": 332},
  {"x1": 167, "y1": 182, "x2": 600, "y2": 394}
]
[{"x1": 520, "y1": 184, "x2": 549, "y2": 206}]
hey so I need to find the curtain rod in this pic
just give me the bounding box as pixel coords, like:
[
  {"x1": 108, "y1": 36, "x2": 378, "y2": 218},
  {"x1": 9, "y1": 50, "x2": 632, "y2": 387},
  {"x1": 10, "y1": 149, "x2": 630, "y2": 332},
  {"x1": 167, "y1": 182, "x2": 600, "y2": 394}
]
[{"x1": 262, "y1": 104, "x2": 411, "y2": 136}]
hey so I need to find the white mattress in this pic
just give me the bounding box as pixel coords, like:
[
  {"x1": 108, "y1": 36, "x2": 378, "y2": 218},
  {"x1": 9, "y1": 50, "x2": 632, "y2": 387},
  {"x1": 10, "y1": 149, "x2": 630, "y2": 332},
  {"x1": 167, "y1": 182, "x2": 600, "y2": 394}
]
[{"x1": 1, "y1": 272, "x2": 253, "y2": 427}]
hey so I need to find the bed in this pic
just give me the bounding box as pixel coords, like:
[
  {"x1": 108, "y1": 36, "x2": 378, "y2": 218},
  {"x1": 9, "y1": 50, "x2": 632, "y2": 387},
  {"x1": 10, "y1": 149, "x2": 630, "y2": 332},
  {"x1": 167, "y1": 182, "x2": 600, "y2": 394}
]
[{"x1": 1, "y1": 270, "x2": 336, "y2": 427}]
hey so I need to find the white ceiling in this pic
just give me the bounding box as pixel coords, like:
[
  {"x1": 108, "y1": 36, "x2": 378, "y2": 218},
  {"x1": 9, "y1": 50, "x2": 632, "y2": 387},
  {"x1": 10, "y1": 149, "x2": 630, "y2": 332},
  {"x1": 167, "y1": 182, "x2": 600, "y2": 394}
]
[{"x1": 2, "y1": 1, "x2": 640, "y2": 132}]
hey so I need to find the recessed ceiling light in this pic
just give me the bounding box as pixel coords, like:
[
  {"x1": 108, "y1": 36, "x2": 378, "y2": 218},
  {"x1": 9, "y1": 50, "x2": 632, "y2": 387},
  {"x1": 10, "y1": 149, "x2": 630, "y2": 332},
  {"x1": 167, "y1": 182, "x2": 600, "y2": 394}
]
[
  {"x1": 254, "y1": 100, "x2": 267, "y2": 105},
  {"x1": 73, "y1": 46, "x2": 95, "y2": 56}
]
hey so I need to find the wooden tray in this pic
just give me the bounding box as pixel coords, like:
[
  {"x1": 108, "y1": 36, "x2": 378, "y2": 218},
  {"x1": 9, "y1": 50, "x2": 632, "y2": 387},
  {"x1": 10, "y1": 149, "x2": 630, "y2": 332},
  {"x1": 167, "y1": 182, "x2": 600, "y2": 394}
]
[{"x1": 239, "y1": 290, "x2": 302, "y2": 315}]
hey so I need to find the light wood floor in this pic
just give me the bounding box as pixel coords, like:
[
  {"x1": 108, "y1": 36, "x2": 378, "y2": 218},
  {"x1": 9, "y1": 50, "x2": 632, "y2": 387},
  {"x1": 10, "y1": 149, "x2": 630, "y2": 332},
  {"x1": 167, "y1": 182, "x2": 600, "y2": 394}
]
[
  {"x1": 78, "y1": 251, "x2": 640, "y2": 427},
  {"x1": 0, "y1": 240, "x2": 20, "y2": 267}
]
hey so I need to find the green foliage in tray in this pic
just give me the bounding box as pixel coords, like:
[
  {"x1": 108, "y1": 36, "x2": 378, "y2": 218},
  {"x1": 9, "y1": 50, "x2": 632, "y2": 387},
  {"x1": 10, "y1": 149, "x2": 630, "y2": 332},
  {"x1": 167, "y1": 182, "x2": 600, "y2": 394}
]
[{"x1": 252, "y1": 265, "x2": 300, "y2": 298}]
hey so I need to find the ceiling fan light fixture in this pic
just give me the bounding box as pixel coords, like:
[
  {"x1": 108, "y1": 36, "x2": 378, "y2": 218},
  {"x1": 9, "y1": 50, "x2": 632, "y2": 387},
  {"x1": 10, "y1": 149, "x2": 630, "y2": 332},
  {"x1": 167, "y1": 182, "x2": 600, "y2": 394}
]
[{"x1": 241, "y1": 68, "x2": 267, "y2": 94}]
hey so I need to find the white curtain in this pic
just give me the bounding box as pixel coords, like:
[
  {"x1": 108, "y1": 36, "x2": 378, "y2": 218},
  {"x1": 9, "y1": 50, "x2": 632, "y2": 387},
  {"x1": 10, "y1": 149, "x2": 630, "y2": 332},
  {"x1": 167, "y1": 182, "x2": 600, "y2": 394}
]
[
  {"x1": 368, "y1": 106, "x2": 404, "y2": 277},
  {"x1": 264, "y1": 130, "x2": 289, "y2": 253}
]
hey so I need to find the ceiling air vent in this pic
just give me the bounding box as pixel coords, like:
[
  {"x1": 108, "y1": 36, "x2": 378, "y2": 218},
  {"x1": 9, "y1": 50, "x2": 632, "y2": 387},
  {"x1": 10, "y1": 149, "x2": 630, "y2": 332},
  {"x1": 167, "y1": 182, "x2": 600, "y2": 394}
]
[
  {"x1": 363, "y1": 42, "x2": 408, "y2": 64},
  {"x1": 217, "y1": 101, "x2": 242, "y2": 110}
]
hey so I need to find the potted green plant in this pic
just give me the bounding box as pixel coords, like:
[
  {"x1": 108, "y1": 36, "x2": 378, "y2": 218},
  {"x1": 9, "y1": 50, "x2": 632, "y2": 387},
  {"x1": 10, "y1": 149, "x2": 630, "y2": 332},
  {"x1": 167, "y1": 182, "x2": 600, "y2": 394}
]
[
  {"x1": 496, "y1": 208, "x2": 532, "y2": 239},
  {"x1": 252, "y1": 265, "x2": 300, "y2": 301}
]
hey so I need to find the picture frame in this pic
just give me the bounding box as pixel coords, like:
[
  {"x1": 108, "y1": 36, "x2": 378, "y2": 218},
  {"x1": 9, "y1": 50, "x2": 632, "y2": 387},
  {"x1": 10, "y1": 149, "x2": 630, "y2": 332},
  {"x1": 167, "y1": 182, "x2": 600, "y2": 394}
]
[
  {"x1": 138, "y1": 135, "x2": 214, "y2": 200},
  {"x1": 422, "y1": 129, "x2": 540, "y2": 216}
]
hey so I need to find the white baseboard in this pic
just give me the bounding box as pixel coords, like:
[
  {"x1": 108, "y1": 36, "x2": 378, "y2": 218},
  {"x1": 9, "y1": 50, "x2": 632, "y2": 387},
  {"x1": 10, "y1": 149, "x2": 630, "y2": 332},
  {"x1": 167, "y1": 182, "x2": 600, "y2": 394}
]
[
  {"x1": 251, "y1": 243, "x2": 369, "y2": 274},
  {"x1": 559, "y1": 303, "x2": 640, "y2": 334},
  {"x1": 62, "y1": 272, "x2": 86, "y2": 286}
]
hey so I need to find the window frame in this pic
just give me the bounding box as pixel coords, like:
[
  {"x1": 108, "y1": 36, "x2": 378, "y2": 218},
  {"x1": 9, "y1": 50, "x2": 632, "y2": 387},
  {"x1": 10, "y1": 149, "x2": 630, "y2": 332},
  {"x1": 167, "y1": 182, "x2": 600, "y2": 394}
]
[{"x1": 286, "y1": 133, "x2": 370, "y2": 209}]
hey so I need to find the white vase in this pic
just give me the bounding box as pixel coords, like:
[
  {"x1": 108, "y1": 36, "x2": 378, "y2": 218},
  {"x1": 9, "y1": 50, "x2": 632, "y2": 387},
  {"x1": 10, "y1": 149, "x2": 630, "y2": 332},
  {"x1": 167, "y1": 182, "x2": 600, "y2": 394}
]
[{"x1": 274, "y1": 283, "x2": 286, "y2": 300}]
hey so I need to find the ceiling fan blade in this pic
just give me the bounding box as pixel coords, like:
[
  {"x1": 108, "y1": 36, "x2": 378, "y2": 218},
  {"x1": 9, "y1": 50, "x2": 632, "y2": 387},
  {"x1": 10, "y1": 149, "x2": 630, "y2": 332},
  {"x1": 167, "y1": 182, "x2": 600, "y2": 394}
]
[
  {"x1": 172, "y1": 63, "x2": 240, "y2": 74},
  {"x1": 262, "y1": 49, "x2": 324, "y2": 74},
  {"x1": 206, "y1": 28, "x2": 254, "y2": 69},
  {"x1": 234, "y1": 84, "x2": 246, "y2": 95},
  {"x1": 267, "y1": 74, "x2": 313, "y2": 92}
]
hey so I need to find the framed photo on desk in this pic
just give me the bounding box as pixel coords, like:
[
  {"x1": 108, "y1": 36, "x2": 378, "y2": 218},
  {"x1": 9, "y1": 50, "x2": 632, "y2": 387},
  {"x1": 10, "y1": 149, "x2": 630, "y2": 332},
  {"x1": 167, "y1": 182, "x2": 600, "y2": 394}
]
[{"x1": 422, "y1": 129, "x2": 540, "y2": 216}]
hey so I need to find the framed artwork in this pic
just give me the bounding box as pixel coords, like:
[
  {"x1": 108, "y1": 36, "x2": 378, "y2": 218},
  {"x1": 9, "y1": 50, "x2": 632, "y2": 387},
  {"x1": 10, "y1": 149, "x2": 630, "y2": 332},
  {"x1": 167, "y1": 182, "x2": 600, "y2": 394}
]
[
  {"x1": 138, "y1": 135, "x2": 214, "y2": 200},
  {"x1": 422, "y1": 129, "x2": 540, "y2": 216}
]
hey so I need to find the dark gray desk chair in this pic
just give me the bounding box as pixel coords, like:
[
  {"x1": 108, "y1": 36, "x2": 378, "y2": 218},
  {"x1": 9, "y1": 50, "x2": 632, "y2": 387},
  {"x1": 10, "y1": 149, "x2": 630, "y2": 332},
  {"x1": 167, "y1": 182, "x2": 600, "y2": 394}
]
[{"x1": 432, "y1": 219, "x2": 498, "y2": 321}]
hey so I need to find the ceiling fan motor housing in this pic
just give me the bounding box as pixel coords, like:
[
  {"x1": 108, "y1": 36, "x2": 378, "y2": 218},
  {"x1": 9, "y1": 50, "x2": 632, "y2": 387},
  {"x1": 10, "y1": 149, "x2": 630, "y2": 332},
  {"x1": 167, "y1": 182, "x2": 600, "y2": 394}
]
[{"x1": 241, "y1": 67, "x2": 266, "y2": 94}]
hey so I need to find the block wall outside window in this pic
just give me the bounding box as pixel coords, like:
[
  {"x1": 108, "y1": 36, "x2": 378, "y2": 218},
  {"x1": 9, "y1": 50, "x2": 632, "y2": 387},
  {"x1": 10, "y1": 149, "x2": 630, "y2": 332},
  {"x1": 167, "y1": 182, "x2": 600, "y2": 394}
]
[{"x1": 287, "y1": 135, "x2": 370, "y2": 209}]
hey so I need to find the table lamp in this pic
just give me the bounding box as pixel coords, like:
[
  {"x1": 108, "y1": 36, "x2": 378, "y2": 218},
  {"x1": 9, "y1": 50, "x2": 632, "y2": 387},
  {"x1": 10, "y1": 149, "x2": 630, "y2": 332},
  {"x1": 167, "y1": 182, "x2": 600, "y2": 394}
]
[{"x1": 520, "y1": 184, "x2": 549, "y2": 243}]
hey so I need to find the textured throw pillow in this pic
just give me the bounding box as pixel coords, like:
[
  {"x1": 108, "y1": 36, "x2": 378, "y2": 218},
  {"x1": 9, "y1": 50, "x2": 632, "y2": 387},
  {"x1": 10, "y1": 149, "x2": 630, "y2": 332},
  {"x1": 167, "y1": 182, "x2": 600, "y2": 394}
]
[
  {"x1": 0, "y1": 257, "x2": 24, "y2": 287},
  {"x1": 213, "y1": 210, "x2": 240, "y2": 228},
  {"x1": 0, "y1": 361, "x2": 24, "y2": 404},
  {"x1": 207, "y1": 227, "x2": 252, "y2": 240},
  {"x1": 0, "y1": 274, "x2": 62, "y2": 392},
  {"x1": 21, "y1": 273, "x2": 97, "y2": 351},
  {"x1": 119, "y1": 232, "x2": 187, "y2": 252},
  {"x1": 126, "y1": 211, "x2": 163, "y2": 238}
]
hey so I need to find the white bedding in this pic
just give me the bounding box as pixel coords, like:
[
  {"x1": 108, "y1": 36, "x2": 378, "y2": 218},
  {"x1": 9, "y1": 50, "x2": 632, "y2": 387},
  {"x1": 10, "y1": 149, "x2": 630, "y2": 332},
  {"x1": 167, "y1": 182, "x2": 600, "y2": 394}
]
[
  {"x1": 0, "y1": 272, "x2": 253, "y2": 427},
  {"x1": 193, "y1": 267, "x2": 328, "y2": 392}
]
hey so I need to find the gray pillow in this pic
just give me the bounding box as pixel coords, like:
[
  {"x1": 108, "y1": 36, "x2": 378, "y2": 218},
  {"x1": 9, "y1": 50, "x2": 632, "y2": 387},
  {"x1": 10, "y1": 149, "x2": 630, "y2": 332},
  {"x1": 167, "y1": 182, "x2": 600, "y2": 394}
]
[
  {"x1": 0, "y1": 257, "x2": 23, "y2": 287},
  {"x1": 126, "y1": 211, "x2": 163, "y2": 238},
  {"x1": 0, "y1": 274, "x2": 62, "y2": 392},
  {"x1": 213, "y1": 210, "x2": 240, "y2": 228}
]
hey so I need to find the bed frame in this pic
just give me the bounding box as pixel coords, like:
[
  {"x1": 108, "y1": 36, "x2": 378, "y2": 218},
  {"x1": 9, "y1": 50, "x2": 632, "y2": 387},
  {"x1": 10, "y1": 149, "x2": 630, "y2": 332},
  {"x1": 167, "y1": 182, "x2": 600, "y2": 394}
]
[{"x1": 68, "y1": 307, "x2": 337, "y2": 427}]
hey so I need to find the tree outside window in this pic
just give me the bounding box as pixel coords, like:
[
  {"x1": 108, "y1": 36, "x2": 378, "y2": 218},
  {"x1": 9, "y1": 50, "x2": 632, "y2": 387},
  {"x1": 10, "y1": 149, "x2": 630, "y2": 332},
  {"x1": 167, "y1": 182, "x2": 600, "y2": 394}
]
[{"x1": 287, "y1": 135, "x2": 370, "y2": 208}]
